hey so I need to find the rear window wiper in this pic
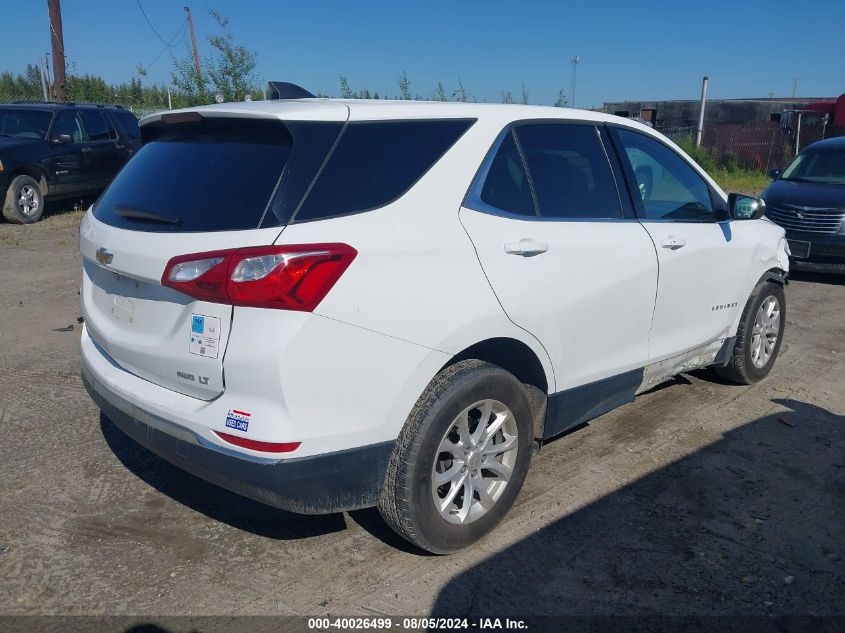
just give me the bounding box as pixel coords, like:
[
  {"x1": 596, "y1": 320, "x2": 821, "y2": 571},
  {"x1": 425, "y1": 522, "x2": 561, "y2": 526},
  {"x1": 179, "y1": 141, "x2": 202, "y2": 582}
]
[{"x1": 113, "y1": 205, "x2": 182, "y2": 226}]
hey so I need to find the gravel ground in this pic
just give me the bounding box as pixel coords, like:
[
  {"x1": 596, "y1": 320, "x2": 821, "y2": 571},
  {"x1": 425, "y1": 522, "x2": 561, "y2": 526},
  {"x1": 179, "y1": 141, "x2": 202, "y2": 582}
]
[{"x1": 0, "y1": 210, "x2": 842, "y2": 620}]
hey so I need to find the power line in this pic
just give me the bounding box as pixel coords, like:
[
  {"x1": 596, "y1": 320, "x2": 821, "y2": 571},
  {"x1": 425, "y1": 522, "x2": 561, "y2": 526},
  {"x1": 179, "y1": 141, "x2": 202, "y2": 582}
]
[
  {"x1": 135, "y1": 0, "x2": 184, "y2": 47},
  {"x1": 141, "y1": 20, "x2": 188, "y2": 74}
]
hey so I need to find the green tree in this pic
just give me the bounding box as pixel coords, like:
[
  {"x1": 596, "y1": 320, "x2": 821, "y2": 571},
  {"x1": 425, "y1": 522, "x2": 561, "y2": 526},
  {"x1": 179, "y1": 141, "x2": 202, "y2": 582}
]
[
  {"x1": 171, "y1": 10, "x2": 258, "y2": 105},
  {"x1": 170, "y1": 48, "x2": 208, "y2": 105},
  {"x1": 204, "y1": 10, "x2": 259, "y2": 101},
  {"x1": 451, "y1": 78, "x2": 467, "y2": 103},
  {"x1": 0, "y1": 65, "x2": 42, "y2": 101},
  {"x1": 432, "y1": 82, "x2": 447, "y2": 101},
  {"x1": 553, "y1": 89, "x2": 568, "y2": 108},
  {"x1": 339, "y1": 75, "x2": 355, "y2": 98},
  {"x1": 398, "y1": 71, "x2": 411, "y2": 100}
]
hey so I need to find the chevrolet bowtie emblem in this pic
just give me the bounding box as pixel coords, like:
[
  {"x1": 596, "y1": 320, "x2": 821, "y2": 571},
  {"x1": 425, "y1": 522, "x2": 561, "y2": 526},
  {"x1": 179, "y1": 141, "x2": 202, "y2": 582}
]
[{"x1": 95, "y1": 247, "x2": 114, "y2": 265}]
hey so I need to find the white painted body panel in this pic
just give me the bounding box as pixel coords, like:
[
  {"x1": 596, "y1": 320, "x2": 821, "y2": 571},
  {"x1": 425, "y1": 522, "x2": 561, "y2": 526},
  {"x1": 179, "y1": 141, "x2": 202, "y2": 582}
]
[
  {"x1": 460, "y1": 210, "x2": 658, "y2": 390},
  {"x1": 641, "y1": 220, "x2": 759, "y2": 361}
]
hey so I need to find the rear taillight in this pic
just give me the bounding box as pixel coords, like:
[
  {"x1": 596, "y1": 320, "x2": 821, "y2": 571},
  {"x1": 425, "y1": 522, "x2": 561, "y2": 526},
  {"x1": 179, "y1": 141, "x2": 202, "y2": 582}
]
[{"x1": 161, "y1": 244, "x2": 356, "y2": 311}]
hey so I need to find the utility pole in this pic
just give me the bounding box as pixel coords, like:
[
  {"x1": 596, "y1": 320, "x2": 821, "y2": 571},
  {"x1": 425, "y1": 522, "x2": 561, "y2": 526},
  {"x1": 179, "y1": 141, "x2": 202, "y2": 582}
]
[
  {"x1": 184, "y1": 7, "x2": 202, "y2": 85},
  {"x1": 570, "y1": 56, "x2": 580, "y2": 108},
  {"x1": 47, "y1": 0, "x2": 66, "y2": 101},
  {"x1": 696, "y1": 75, "x2": 709, "y2": 147},
  {"x1": 37, "y1": 57, "x2": 49, "y2": 101},
  {"x1": 44, "y1": 53, "x2": 52, "y2": 89},
  {"x1": 792, "y1": 77, "x2": 799, "y2": 98}
]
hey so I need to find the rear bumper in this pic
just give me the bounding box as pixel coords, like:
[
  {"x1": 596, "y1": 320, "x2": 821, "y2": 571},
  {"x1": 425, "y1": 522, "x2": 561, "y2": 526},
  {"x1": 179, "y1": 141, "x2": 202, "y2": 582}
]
[{"x1": 83, "y1": 366, "x2": 394, "y2": 514}]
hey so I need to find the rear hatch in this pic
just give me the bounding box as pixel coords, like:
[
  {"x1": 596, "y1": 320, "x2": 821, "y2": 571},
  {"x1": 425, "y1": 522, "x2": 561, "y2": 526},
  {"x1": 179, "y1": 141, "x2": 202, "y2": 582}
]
[{"x1": 80, "y1": 105, "x2": 348, "y2": 399}]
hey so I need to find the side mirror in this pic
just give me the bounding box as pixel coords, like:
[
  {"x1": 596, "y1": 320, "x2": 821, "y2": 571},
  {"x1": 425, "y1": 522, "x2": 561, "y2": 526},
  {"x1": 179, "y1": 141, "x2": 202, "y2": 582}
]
[
  {"x1": 728, "y1": 193, "x2": 766, "y2": 220},
  {"x1": 767, "y1": 168, "x2": 781, "y2": 180},
  {"x1": 53, "y1": 134, "x2": 73, "y2": 144}
]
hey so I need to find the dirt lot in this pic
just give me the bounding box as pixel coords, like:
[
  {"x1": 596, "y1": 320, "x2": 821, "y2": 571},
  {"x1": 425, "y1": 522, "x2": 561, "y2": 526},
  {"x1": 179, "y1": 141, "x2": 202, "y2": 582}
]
[{"x1": 0, "y1": 210, "x2": 843, "y2": 620}]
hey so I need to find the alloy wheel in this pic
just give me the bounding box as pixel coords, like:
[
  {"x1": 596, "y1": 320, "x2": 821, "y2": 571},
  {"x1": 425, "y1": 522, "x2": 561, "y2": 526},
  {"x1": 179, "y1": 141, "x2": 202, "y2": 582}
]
[
  {"x1": 431, "y1": 399, "x2": 519, "y2": 525},
  {"x1": 751, "y1": 295, "x2": 780, "y2": 368},
  {"x1": 17, "y1": 184, "x2": 40, "y2": 217}
]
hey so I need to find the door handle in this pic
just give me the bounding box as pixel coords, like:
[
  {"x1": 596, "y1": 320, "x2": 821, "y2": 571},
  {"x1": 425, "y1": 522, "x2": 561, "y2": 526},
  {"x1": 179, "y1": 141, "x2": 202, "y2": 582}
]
[
  {"x1": 659, "y1": 236, "x2": 686, "y2": 250},
  {"x1": 504, "y1": 238, "x2": 549, "y2": 256}
]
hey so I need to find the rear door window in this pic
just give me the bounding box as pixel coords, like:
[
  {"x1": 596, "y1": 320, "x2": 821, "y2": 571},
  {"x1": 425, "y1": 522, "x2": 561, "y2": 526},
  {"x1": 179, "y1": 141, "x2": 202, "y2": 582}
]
[
  {"x1": 292, "y1": 119, "x2": 474, "y2": 223},
  {"x1": 515, "y1": 123, "x2": 622, "y2": 219},
  {"x1": 94, "y1": 117, "x2": 340, "y2": 232},
  {"x1": 80, "y1": 110, "x2": 112, "y2": 141},
  {"x1": 112, "y1": 111, "x2": 140, "y2": 140}
]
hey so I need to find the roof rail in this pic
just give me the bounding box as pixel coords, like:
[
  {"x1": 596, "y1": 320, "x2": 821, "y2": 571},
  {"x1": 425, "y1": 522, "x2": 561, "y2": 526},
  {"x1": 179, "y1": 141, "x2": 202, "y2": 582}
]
[
  {"x1": 12, "y1": 100, "x2": 75, "y2": 106},
  {"x1": 267, "y1": 82, "x2": 315, "y2": 100},
  {"x1": 10, "y1": 100, "x2": 126, "y2": 109}
]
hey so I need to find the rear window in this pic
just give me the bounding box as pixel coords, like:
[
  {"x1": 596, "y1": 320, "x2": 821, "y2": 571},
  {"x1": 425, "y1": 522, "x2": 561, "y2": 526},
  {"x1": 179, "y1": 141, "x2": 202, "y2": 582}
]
[
  {"x1": 94, "y1": 118, "x2": 341, "y2": 232},
  {"x1": 292, "y1": 119, "x2": 474, "y2": 223}
]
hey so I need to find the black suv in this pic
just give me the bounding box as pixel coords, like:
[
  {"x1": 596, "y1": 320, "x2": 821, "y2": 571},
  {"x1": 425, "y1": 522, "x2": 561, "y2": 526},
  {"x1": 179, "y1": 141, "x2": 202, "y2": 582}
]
[{"x1": 0, "y1": 102, "x2": 140, "y2": 223}]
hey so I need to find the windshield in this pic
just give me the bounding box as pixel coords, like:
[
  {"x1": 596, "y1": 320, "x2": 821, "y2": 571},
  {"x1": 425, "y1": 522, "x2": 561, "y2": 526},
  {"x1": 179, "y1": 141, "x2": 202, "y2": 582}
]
[
  {"x1": 781, "y1": 148, "x2": 845, "y2": 184},
  {"x1": 0, "y1": 108, "x2": 53, "y2": 140}
]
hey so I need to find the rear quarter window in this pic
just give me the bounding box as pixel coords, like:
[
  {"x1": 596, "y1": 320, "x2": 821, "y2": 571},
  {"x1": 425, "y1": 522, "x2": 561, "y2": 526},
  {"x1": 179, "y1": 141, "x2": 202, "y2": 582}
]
[{"x1": 292, "y1": 119, "x2": 474, "y2": 223}]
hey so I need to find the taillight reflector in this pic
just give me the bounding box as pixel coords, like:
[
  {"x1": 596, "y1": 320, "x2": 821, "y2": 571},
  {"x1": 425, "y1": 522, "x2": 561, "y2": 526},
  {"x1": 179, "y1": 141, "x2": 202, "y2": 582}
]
[
  {"x1": 160, "y1": 243, "x2": 356, "y2": 311},
  {"x1": 214, "y1": 431, "x2": 301, "y2": 454}
]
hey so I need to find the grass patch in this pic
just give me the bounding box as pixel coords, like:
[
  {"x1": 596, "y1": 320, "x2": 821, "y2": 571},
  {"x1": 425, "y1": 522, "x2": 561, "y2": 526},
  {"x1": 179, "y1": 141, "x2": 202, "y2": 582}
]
[
  {"x1": 711, "y1": 169, "x2": 771, "y2": 196},
  {"x1": 675, "y1": 136, "x2": 771, "y2": 196}
]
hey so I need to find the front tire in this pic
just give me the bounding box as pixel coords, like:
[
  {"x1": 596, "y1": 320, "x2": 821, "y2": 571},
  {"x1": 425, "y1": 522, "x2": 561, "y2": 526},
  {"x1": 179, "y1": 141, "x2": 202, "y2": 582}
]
[
  {"x1": 378, "y1": 360, "x2": 534, "y2": 554},
  {"x1": 3, "y1": 175, "x2": 45, "y2": 224},
  {"x1": 717, "y1": 280, "x2": 786, "y2": 384}
]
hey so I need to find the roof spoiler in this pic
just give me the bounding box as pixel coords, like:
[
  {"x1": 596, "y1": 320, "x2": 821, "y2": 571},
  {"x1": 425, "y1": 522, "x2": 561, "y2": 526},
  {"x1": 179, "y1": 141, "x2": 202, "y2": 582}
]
[{"x1": 267, "y1": 82, "x2": 315, "y2": 100}]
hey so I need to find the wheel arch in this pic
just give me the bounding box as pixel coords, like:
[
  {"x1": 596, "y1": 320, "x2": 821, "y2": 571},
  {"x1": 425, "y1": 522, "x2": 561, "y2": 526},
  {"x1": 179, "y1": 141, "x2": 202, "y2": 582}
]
[
  {"x1": 9, "y1": 164, "x2": 48, "y2": 196},
  {"x1": 440, "y1": 336, "x2": 552, "y2": 440},
  {"x1": 730, "y1": 266, "x2": 788, "y2": 335}
]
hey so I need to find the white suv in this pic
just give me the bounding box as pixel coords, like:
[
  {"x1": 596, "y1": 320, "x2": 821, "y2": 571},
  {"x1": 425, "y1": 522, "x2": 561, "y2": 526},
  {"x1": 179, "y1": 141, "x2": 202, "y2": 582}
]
[{"x1": 80, "y1": 99, "x2": 789, "y2": 553}]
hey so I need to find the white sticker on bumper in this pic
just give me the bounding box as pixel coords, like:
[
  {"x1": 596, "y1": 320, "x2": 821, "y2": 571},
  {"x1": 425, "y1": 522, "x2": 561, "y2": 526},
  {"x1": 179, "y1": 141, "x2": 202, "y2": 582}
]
[{"x1": 189, "y1": 313, "x2": 221, "y2": 358}]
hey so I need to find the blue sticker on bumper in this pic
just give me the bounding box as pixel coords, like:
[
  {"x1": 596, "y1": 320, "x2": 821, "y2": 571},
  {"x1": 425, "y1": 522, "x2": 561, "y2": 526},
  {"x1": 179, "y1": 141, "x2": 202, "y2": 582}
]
[{"x1": 225, "y1": 409, "x2": 251, "y2": 432}]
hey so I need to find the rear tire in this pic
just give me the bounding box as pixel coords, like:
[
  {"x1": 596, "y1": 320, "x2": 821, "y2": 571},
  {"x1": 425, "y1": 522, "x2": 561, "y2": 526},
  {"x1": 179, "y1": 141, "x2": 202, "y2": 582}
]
[
  {"x1": 378, "y1": 360, "x2": 534, "y2": 554},
  {"x1": 716, "y1": 281, "x2": 785, "y2": 384},
  {"x1": 3, "y1": 175, "x2": 45, "y2": 224}
]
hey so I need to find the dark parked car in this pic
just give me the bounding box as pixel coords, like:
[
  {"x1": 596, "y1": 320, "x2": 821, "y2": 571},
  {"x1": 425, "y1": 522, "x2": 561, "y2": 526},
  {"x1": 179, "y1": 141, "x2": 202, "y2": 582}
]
[
  {"x1": 0, "y1": 102, "x2": 140, "y2": 223},
  {"x1": 763, "y1": 136, "x2": 845, "y2": 273}
]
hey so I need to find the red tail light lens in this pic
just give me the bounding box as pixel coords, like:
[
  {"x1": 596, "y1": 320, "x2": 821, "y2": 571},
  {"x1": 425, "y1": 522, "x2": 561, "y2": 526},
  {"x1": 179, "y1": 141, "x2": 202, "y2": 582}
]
[
  {"x1": 161, "y1": 244, "x2": 356, "y2": 311},
  {"x1": 213, "y1": 431, "x2": 301, "y2": 454}
]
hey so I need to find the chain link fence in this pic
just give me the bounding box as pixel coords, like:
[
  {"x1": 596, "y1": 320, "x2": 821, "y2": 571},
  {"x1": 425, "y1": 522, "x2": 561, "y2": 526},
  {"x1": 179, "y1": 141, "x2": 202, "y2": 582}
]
[{"x1": 656, "y1": 121, "x2": 845, "y2": 172}]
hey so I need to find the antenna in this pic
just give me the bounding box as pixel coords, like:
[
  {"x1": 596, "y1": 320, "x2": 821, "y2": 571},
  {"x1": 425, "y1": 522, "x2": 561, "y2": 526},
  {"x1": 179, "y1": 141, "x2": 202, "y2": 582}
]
[{"x1": 570, "y1": 56, "x2": 581, "y2": 108}]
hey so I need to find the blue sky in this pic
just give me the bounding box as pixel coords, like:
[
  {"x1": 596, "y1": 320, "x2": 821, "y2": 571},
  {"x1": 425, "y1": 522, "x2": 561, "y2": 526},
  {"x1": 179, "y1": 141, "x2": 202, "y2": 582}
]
[{"x1": 4, "y1": 0, "x2": 844, "y2": 107}]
